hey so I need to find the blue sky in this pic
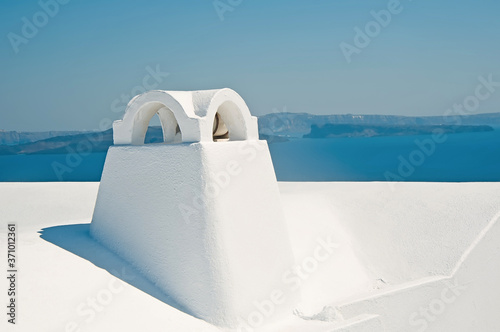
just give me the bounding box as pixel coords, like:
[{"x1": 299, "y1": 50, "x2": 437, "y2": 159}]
[{"x1": 0, "y1": 0, "x2": 499, "y2": 131}]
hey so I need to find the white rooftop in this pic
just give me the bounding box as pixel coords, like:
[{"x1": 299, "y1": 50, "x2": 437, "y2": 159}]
[{"x1": 2, "y1": 181, "x2": 500, "y2": 331}]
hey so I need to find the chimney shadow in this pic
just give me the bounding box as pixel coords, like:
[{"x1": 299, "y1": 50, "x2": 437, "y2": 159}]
[{"x1": 38, "y1": 223, "x2": 198, "y2": 319}]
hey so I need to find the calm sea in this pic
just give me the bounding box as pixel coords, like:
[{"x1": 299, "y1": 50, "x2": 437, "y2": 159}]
[{"x1": 1, "y1": 129, "x2": 499, "y2": 182}]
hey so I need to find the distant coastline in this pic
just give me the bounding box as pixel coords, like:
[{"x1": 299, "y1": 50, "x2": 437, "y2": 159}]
[
  {"x1": 303, "y1": 124, "x2": 494, "y2": 139},
  {"x1": 0, "y1": 112, "x2": 499, "y2": 155}
]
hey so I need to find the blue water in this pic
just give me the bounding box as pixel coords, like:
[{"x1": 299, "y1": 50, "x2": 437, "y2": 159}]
[
  {"x1": 0, "y1": 152, "x2": 107, "y2": 182},
  {"x1": 1, "y1": 130, "x2": 499, "y2": 182},
  {"x1": 269, "y1": 129, "x2": 500, "y2": 182}
]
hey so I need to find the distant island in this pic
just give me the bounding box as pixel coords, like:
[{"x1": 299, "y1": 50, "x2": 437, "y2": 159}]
[
  {"x1": 258, "y1": 111, "x2": 500, "y2": 138},
  {"x1": 0, "y1": 112, "x2": 498, "y2": 155},
  {"x1": 303, "y1": 124, "x2": 494, "y2": 139}
]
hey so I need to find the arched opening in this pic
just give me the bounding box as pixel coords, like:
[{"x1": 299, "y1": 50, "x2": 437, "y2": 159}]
[
  {"x1": 132, "y1": 103, "x2": 182, "y2": 145},
  {"x1": 212, "y1": 101, "x2": 247, "y2": 142},
  {"x1": 144, "y1": 113, "x2": 163, "y2": 144},
  {"x1": 212, "y1": 112, "x2": 229, "y2": 142}
]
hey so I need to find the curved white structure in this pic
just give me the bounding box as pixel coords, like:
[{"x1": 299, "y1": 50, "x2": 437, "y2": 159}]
[
  {"x1": 91, "y1": 89, "x2": 297, "y2": 328},
  {"x1": 112, "y1": 88, "x2": 259, "y2": 145}
]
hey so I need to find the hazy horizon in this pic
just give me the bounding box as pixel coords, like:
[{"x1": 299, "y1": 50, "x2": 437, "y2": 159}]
[
  {"x1": 1, "y1": 110, "x2": 500, "y2": 133},
  {"x1": 1, "y1": 0, "x2": 499, "y2": 131}
]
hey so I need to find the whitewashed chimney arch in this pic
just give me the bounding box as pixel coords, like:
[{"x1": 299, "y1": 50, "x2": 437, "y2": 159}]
[{"x1": 113, "y1": 88, "x2": 259, "y2": 145}]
